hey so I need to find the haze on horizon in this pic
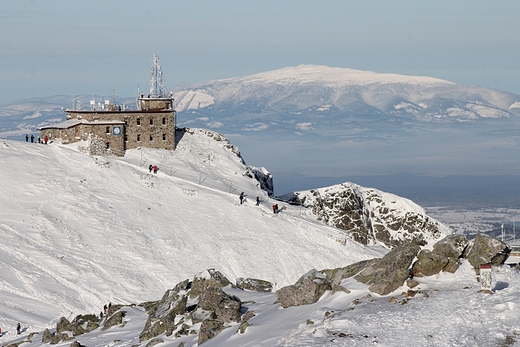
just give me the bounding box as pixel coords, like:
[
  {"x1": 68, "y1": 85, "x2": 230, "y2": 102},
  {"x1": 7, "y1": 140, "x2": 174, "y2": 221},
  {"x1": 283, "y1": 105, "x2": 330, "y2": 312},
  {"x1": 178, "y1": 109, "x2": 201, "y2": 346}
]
[{"x1": 1, "y1": 0, "x2": 520, "y2": 105}]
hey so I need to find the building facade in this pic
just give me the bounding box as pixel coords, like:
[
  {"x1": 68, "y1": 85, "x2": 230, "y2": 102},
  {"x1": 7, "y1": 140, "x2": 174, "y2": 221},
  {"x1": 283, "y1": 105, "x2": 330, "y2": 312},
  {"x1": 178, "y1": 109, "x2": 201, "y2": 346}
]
[{"x1": 39, "y1": 55, "x2": 176, "y2": 156}]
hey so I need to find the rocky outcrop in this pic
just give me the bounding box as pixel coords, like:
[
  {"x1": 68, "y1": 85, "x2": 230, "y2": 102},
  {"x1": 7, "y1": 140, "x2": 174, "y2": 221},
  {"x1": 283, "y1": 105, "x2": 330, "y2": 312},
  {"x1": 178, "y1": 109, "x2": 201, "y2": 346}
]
[
  {"x1": 139, "y1": 268, "x2": 247, "y2": 345},
  {"x1": 243, "y1": 166, "x2": 273, "y2": 197},
  {"x1": 276, "y1": 269, "x2": 332, "y2": 308},
  {"x1": 282, "y1": 183, "x2": 450, "y2": 248},
  {"x1": 42, "y1": 314, "x2": 101, "y2": 344},
  {"x1": 235, "y1": 277, "x2": 273, "y2": 292}
]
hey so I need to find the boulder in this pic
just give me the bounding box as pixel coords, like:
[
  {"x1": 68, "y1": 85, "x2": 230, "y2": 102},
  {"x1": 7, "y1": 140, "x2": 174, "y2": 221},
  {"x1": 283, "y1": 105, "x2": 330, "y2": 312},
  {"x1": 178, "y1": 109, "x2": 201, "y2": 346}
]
[
  {"x1": 463, "y1": 234, "x2": 511, "y2": 270},
  {"x1": 276, "y1": 269, "x2": 332, "y2": 308},
  {"x1": 197, "y1": 286, "x2": 241, "y2": 323},
  {"x1": 355, "y1": 243, "x2": 420, "y2": 295},
  {"x1": 101, "y1": 311, "x2": 125, "y2": 331},
  {"x1": 198, "y1": 319, "x2": 226, "y2": 345},
  {"x1": 235, "y1": 277, "x2": 273, "y2": 292},
  {"x1": 433, "y1": 234, "x2": 469, "y2": 258},
  {"x1": 411, "y1": 249, "x2": 450, "y2": 277}
]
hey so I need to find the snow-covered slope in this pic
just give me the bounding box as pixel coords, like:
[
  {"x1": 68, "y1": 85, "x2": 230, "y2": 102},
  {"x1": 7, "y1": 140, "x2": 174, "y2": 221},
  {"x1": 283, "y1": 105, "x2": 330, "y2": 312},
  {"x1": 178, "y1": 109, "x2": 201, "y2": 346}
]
[
  {"x1": 0, "y1": 130, "x2": 388, "y2": 331},
  {"x1": 1, "y1": 131, "x2": 519, "y2": 347}
]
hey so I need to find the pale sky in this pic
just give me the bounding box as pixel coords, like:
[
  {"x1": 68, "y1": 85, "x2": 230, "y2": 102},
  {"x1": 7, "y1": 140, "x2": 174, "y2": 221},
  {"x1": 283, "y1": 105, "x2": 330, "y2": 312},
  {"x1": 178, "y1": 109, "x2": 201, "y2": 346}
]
[{"x1": 1, "y1": 0, "x2": 520, "y2": 104}]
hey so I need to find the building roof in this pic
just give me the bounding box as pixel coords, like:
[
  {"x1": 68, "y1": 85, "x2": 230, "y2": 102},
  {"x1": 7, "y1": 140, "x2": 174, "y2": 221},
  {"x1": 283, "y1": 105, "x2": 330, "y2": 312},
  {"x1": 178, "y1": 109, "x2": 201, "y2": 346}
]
[{"x1": 39, "y1": 119, "x2": 125, "y2": 130}]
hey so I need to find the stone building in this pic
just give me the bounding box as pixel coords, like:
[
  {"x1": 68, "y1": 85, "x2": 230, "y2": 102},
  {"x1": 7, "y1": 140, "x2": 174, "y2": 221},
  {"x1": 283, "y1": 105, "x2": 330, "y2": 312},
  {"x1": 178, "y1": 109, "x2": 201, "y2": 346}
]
[{"x1": 39, "y1": 55, "x2": 176, "y2": 156}]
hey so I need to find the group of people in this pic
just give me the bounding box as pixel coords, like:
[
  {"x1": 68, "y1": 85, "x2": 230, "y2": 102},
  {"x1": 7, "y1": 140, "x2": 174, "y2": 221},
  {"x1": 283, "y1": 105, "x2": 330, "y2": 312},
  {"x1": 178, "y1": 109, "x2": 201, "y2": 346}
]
[
  {"x1": 148, "y1": 164, "x2": 159, "y2": 174},
  {"x1": 25, "y1": 134, "x2": 48, "y2": 144},
  {"x1": 238, "y1": 193, "x2": 279, "y2": 213},
  {"x1": 239, "y1": 192, "x2": 261, "y2": 206},
  {"x1": 100, "y1": 302, "x2": 112, "y2": 319}
]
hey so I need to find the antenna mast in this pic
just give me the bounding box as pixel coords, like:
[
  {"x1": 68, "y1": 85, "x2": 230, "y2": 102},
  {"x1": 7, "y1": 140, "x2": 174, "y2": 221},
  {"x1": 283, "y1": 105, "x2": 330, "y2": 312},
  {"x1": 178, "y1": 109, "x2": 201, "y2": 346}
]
[{"x1": 149, "y1": 53, "x2": 165, "y2": 97}]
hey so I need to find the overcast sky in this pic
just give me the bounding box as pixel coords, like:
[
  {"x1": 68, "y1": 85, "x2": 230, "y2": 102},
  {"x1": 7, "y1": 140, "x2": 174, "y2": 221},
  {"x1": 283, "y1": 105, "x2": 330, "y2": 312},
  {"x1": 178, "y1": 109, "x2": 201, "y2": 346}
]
[{"x1": 2, "y1": 0, "x2": 520, "y2": 104}]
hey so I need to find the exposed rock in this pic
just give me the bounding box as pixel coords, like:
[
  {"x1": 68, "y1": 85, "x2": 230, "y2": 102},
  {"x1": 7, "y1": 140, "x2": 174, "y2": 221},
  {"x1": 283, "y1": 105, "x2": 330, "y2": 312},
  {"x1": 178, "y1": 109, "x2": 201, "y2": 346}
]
[
  {"x1": 463, "y1": 234, "x2": 511, "y2": 270},
  {"x1": 56, "y1": 317, "x2": 72, "y2": 335},
  {"x1": 190, "y1": 269, "x2": 231, "y2": 299},
  {"x1": 411, "y1": 249, "x2": 450, "y2": 277},
  {"x1": 41, "y1": 328, "x2": 53, "y2": 343},
  {"x1": 197, "y1": 286, "x2": 242, "y2": 323},
  {"x1": 244, "y1": 166, "x2": 273, "y2": 197},
  {"x1": 432, "y1": 234, "x2": 469, "y2": 258},
  {"x1": 235, "y1": 277, "x2": 273, "y2": 292},
  {"x1": 145, "y1": 338, "x2": 164, "y2": 347},
  {"x1": 323, "y1": 259, "x2": 378, "y2": 287},
  {"x1": 198, "y1": 319, "x2": 227, "y2": 345},
  {"x1": 102, "y1": 311, "x2": 125, "y2": 331},
  {"x1": 276, "y1": 269, "x2": 332, "y2": 308},
  {"x1": 282, "y1": 183, "x2": 449, "y2": 248},
  {"x1": 355, "y1": 243, "x2": 420, "y2": 295}
]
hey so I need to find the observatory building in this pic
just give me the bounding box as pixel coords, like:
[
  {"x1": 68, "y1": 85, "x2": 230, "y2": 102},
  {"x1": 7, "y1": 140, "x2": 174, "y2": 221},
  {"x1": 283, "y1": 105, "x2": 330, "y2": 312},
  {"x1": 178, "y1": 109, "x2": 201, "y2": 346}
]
[{"x1": 39, "y1": 54, "x2": 176, "y2": 156}]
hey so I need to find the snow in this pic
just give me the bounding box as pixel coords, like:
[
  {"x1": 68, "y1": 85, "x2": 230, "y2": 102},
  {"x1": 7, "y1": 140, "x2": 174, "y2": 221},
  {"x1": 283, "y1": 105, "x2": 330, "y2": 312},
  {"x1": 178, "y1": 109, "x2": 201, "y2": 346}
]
[{"x1": 0, "y1": 132, "x2": 519, "y2": 347}]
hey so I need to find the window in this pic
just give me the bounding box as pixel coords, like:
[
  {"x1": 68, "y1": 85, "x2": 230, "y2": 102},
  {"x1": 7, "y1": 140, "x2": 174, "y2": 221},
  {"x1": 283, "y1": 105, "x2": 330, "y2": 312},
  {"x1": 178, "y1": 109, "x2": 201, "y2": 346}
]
[
  {"x1": 137, "y1": 134, "x2": 141, "y2": 142},
  {"x1": 150, "y1": 118, "x2": 154, "y2": 126},
  {"x1": 162, "y1": 134, "x2": 166, "y2": 141},
  {"x1": 106, "y1": 126, "x2": 110, "y2": 134},
  {"x1": 137, "y1": 118, "x2": 141, "y2": 126},
  {"x1": 162, "y1": 117, "x2": 166, "y2": 125},
  {"x1": 124, "y1": 135, "x2": 128, "y2": 142},
  {"x1": 150, "y1": 135, "x2": 153, "y2": 141}
]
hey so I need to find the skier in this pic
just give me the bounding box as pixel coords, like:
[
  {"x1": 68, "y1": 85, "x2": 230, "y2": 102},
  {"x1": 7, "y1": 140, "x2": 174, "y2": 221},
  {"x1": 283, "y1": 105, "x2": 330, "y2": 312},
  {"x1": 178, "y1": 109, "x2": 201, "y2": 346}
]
[
  {"x1": 153, "y1": 165, "x2": 158, "y2": 174},
  {"x1": 16, "y1": 322, "x2": 21, "y2": 335},
  {"x1": 272, "y1": 204, "x2": 278, "y2": 214},
  {"x1": 239, "y1": 192, "x2": 244, "y2": 204},
  {"x1": 256, "y1": 196, "x2": 260, "y2": 206},
  {"x1": 30, "y1": 135, "x2": 34, "y2": 143},
  {"x1": 25, "y1": 134, "x2": 28, "y2": 142},
  {"x1": 149, "y1": 164, "x2": 153, "y2": 173},
  {"x1": 44, "y1": 136, "x2": 48, "y2": 144}
]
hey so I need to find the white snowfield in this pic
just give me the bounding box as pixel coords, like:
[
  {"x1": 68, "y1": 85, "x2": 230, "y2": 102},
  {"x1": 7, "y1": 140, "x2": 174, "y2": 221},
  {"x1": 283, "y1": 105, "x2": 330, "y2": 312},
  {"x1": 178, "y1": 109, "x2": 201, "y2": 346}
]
[{"x1": 0, "y1": 130, "x2": 519, "y2": 347}]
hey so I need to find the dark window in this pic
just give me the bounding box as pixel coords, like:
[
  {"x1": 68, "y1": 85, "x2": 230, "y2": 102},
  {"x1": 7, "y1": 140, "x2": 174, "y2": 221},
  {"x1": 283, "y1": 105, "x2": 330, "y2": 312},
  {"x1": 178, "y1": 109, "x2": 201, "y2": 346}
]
[
  {"x1": 150, "y1": 118, "x2": 154, "y2": 126},
  {"x1": 150, "y1": 135, "x2": 153, "y2": 141},
  {"x1": 124, "y1": 135, "x2": 128, "y2": 142},
  {"x1": 106, "y1": 126, "x2": 110, "y2": 134},
  {"x1": 137, "y1": 134, "x2": 141, "y2": 142},
  {"x1": 106, "y1": 142, "x2": 110, "y2": 149},
  {"x1": 162, "y1": 117, "x2": 166, "y2": 125},
  {"x1": 137, "y1": 118, "x2": 141, "y2": 126},
  {"x1": 162, "y1": 134, "x2": 166, "y2": 141}
]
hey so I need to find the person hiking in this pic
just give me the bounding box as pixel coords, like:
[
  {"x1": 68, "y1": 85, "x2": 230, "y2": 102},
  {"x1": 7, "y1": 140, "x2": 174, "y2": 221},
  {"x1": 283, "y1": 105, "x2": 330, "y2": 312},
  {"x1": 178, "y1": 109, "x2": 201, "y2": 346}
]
[
  {"x1": 239, "y1": 192, "x2": 245, "y2": 204},
  {"x1": 30, "y1": 135, "x2": 34, "y2": 143},
  {"x1": 16, "y1": 322, "x2": 21, "y2": 335},
  {"x1": 153, "y1": 165, "x2": 158, "y2": 174},
  {"x1": 25, "y1": 134, "x2": 28, "y2": 142},
  {"x1": 44, "y1": 136, "x2": 48, "y2": 144},
  {"x1": 272, "y1": 204, "x2": 278, "y2": 214},
  {"x1": 256, "y1": 196, "x2": 260, "y2": 206},
  {"x1": 149, "y1": 164, "x2": 153, "y2": 173}
]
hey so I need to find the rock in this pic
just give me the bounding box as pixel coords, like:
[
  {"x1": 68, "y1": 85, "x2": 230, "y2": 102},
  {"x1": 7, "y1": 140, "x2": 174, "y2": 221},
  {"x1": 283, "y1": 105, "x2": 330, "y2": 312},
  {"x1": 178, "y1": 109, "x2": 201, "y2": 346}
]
[
  {"x1": 145, "y1": 338, "x2": 164, "y2": 347},
  {"x1": 276, "y1": 269, "x2": 332, "y2": 308},
  {"x1": 463, "y1": 234, "x2": 511, "y2": 270},
  {"x1": 235, "y1": 278, "x2": 273, "y2": 292},
  {"x1": 56, "y1": 317, "x2": 72, "y2": 335},
  {"x1": 197, "y1": 286, "x2": 242, "y2": 323},
  {"x1": 198, "y1": 319, "x2": 226, "y2": 345},
  {"x1": 189, "y1": 269, "x2": 231, "y2": 299},
  {"x1": 42, "y1": 328, "x2": 53, "y2": 343},
  {"x1": 411, "y1": 249, "x2": 450, "y2": 277},
  {"x1": 102, "y1": 311, "x2": 125, "y2": 331},
  {"x1": 355, "y1": 243, "x2": 420, "y2": 295},
  {"x1": 433, "y1": 234, "x2": 469, "y2": 258},
  {"x1": 284, "y1": 183, "x2": 449, "y2": 248}
]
